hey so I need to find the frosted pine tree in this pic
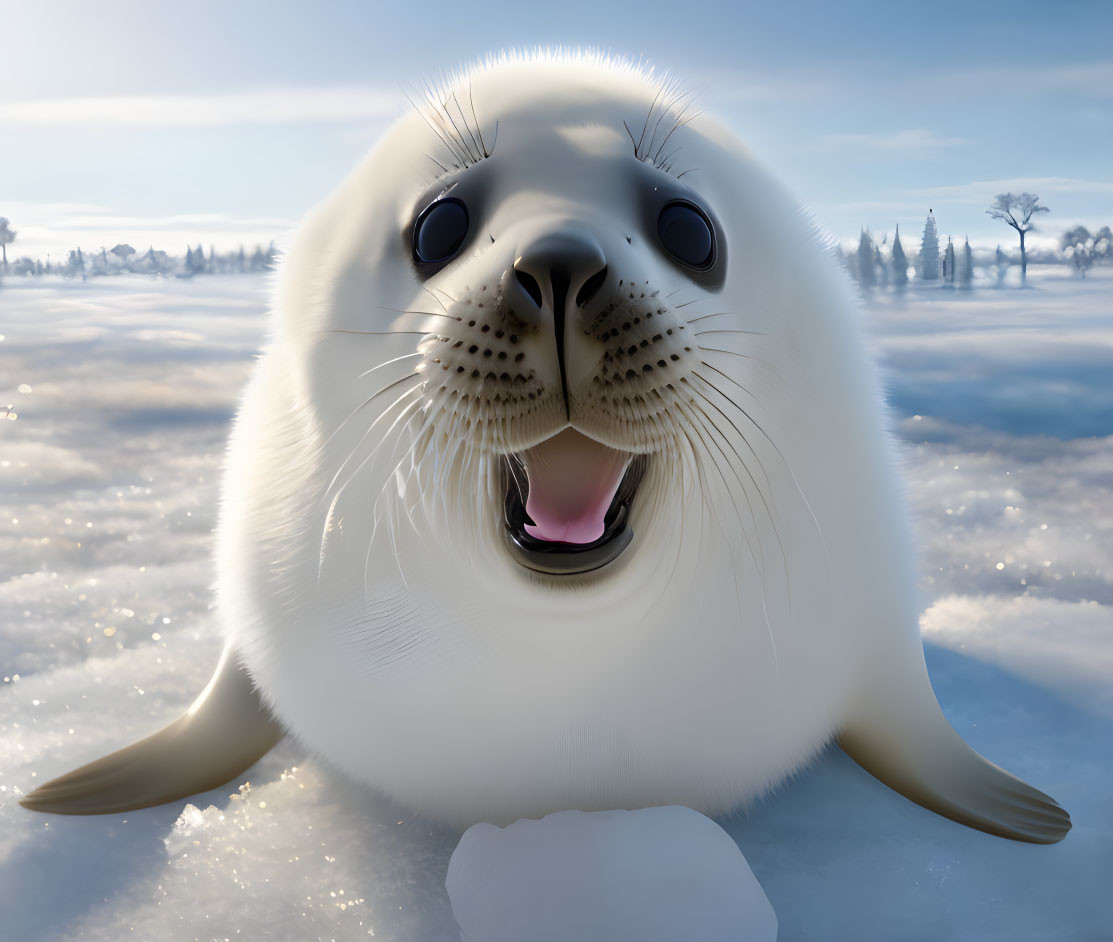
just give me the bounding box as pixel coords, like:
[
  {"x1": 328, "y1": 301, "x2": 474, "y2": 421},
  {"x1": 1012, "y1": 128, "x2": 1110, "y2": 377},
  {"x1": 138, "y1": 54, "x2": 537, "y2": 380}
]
[
  {"x1": 875, "y1": 243, "x2": 889, "y2": 287},
  {"x1": 942, "y1": 237, "x2": 956, "y2": 286},
  {"x1": 891, "y1": 224, "x2": 908, "y2": 288},
  {"x1": 959, "y1": 236, "x2": 974, "y2": 289},
  {"x1": 919, "y1": 210, "x2": 940, "y2": 280},
  {"x1": 857, "y1": 229, "x2": 876, "y2": 288}
]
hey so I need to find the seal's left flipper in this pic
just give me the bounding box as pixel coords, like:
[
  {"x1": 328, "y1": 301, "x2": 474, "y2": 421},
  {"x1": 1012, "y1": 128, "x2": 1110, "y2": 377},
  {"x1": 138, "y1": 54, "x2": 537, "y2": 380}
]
[
  {"x1": 20, "y1": 642, "x2": 283, "y2": 815},
  {"x1": 839, "y1": 663, "x2": 1071, "y2": 844}
]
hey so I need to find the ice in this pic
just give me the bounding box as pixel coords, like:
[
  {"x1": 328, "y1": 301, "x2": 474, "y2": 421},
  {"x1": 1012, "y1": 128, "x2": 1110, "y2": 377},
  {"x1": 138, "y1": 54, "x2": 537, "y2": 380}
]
[
  {"x1": 446, "y1": 807, "x2": 776, "y2": 942},
  {"x1": 0, "y1": 269, "x2": 1110, "y2": 939}
]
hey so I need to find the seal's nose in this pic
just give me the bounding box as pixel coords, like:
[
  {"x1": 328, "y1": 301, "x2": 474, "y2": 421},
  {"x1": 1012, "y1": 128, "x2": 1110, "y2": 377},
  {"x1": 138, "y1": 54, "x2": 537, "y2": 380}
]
[
  {"x1": 511, "y1": 233, "x2": 609, "y2": 323},
  {"x1": 510, "y1": 233, "x2": 609, "y2": 416}
]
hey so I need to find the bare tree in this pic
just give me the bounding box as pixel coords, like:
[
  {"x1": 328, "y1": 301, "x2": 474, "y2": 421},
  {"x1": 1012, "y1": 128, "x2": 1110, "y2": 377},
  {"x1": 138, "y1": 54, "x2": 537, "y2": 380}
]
[
  {"x1": 986, "y1": 193, "x2": 1048, "y2": 286},
  {"x1": 0, "y1": 217, "x2": 15, "y2": 268}
]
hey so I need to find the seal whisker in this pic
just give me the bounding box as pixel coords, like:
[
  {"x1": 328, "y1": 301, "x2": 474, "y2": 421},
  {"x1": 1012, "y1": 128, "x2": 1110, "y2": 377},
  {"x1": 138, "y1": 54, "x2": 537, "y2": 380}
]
[
  {"x1": 690, "y1": 368, "x2": 779, "y2": 517},
  {"x1": 319, "y1": 372, "x2": 424, "y2": 455},
  {"x1": 321, "y1": 394, "x2": 426, "y2": 575},
  {"x1": 375, "y1": 305, "x2": 463, "y2": 322},
  {"x1": 324, "y1": 386, "x2": 427, "y2": 504},
  {"x1": 698, "y1": 345, "x2": 760, "y2": 362},
  {"x1": 684, "y1": 311, "x2": 732, "y2": 324},
  {"x1": 693, "y1": 329, "x2": 766, "y2": 338},
  {"x1": 324, "y1": 329, "x2": 432, "y2": 337},
  {"x1": 674, "y1": 398, "x2": 781, "y2": 674},
  {"x1": 694, "y1": 362, "x2": 831, "y2": 572},
  {"x1": 356, "y1": 352, "x2": 424, "y2": 381},
  {"x1": 685, "y1": 389, "x2": 791, "y2": 603},
  {"x1": 677, "y1": 395, "x2": 769, "y2": 580}
]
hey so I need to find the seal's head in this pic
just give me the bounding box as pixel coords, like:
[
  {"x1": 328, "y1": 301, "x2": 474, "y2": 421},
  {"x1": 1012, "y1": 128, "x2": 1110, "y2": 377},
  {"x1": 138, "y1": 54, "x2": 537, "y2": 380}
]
[{"x1": 219, "y1": 53, "x2": 895, "y2": 824}]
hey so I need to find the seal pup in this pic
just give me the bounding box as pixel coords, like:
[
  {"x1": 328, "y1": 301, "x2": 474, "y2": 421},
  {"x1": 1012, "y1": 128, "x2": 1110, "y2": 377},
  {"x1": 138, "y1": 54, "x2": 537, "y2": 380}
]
[{"x1": 23, "y1": 52, "x2": 1070, "y2": 844}]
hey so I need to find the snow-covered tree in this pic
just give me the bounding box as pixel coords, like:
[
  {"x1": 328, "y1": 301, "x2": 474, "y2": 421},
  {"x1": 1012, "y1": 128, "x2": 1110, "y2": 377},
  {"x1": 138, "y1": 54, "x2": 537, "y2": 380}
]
[
  {"x1": 986, "y1": 192, "x2": 1048, "y2": 287},
  {"x1": 959, "y1": 236, "x2": 974, "y2": 289},
  {"x1": 110, "y1": 244, "x2": 137, "y2": 268},
  {"x1": 857, "y1": 229, "x2": 876, "y2": 288},
  {"x1": 874, "y1": 243, "x2": 889, "y2": 288},
  {"x1": 0, "y1": 217, "x2": 16, "y2": 268},
  {"x1": 919, "y1": 210, "x2": 939, "y2": 280},
  {"x1": 1094, "y1": 226, "x2": 1113, "y2": 262},
  {"x1": 140, "y1": 246, "x2": 171, "y2": 275},
  {"x1": 891, "y1": 224, "x2": 908, "y2": 288},
  {"x1": 942, "y1": 237, "x2": 956, "y2": 286},
  {"x1": 64, "y1": 248, "x2": 86, "y2": 279}
]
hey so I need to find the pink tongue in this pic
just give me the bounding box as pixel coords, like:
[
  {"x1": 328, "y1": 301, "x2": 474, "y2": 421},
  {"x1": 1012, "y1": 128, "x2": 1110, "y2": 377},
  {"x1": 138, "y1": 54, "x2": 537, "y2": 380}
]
[{"x1": 523, "y1": 429, "x2": 631, "y2": 545}]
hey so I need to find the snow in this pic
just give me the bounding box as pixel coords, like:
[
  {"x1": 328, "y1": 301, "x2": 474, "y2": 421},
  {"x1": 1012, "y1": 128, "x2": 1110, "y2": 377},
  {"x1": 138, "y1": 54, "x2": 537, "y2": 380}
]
[
  {"x1": 446, "y1": 808, "x2": 776, "y2": 942},
  {"x1": 1, "y1": 270, "x2": 1111, "y2": 940}
]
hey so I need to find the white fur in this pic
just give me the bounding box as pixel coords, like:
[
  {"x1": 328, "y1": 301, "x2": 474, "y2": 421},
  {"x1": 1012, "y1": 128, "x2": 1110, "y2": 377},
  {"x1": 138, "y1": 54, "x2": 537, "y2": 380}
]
[{"x1": 216, "y1": 54, "x2": 922, "y2": 827}]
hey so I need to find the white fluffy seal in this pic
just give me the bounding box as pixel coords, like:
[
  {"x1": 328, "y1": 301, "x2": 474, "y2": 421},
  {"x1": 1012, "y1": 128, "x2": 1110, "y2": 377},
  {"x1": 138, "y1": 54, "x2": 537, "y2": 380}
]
[{"x1": 24, "y1": 53, "x2": 1069, "y2": 844}]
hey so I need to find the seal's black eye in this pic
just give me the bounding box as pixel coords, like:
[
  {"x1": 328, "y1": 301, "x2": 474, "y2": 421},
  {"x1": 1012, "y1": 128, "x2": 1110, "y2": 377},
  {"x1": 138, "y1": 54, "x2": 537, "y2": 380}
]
[
  {"x1": 413, "y1": 198, "x2": 469, "y2": 266},
  {"x1": 657, "y1": 201, "x2": 714, "y2": 270}
]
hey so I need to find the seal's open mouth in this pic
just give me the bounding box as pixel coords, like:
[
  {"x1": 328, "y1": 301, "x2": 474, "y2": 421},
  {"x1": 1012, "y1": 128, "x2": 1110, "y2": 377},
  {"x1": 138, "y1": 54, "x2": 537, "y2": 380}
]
[{"x1": 503, "y1": 429, "x2": 647, "y2": 575}]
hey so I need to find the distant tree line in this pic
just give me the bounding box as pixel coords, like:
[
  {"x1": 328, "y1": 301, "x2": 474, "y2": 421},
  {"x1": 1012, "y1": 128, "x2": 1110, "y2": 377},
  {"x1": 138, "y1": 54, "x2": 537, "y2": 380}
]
[
  {"x1": 0, "y1": 221, "x2": 278, "y2": 283},
  {"x1": 839, "y1": 195, "x2": 1112, "y2": 291}
]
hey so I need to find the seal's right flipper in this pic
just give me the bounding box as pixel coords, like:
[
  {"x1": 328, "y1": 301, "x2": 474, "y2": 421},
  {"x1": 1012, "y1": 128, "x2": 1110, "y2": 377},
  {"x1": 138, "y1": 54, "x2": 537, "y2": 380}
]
[
  {"x1": 20, "y1": 643, "x2": 284, "y2": 815},
  {"x1": 839, "y1": 663, "x2": 1070, "y2": 844}
]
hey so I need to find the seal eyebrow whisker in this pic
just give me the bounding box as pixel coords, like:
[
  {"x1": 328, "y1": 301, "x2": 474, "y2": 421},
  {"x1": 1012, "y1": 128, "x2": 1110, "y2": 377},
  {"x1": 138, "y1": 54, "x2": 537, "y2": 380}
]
[
  {"x1": 652, "y1": 108, "x2": 704, "y2": 168},
  {"x1": 644, "y1": 79, "x2": 685, "y2": 160},
  {"x1": 634, "y1": 85, "x2": 666, "y2": 158},
  {"x1": 468, "y1": 85, "x2": 490, "y2": 158},
  {"x1": 442, "y1": 92, "x2": 481, "y2": 166},
  {"x1": 426, "y1": 153, "x2": 452, "y2": 175},
  {"x1": 404, "y1": 87, "x2": 469, "y2": 170},
  {"x1": 453, "y1": 90, "x2": 485, "y2": 162}
]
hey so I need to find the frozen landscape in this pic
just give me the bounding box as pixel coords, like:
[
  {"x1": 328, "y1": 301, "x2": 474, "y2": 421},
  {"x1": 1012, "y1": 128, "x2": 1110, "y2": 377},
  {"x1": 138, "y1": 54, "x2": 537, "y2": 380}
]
[{"x1": 1, "y1": 269, "x2": 1110, "y2": 940}]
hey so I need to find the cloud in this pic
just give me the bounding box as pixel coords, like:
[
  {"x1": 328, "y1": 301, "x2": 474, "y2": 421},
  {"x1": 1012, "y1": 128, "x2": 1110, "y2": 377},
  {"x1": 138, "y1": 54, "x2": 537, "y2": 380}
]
[
  {"x1": 0, "y1": 85, "x2": 401, "y2": 127},
  {"x1": 0, "y1": 205, "x2": 297, "y2": 259},
  {"x1": 946, "y1": 61, "x2": 1113, "y2": 99},
  {"x1": 815, "y1": 129, "x2": 968, "y2": 153},
  {"x1": 914, "y1": 177, "x2": 1113, "y2": 204}
]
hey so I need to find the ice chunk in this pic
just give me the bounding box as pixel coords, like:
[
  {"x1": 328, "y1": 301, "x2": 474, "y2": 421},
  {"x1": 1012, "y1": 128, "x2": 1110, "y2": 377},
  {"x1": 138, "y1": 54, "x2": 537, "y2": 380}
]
[{"x1": 446, "y1": 806, "x2": 777, "y2": 942}]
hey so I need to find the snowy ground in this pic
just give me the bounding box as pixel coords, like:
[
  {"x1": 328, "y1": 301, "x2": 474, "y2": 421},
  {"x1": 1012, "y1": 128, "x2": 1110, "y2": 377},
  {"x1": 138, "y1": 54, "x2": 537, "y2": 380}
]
[{"x1": 1, "y1": 270, "x2": 1110, "y2": 940}]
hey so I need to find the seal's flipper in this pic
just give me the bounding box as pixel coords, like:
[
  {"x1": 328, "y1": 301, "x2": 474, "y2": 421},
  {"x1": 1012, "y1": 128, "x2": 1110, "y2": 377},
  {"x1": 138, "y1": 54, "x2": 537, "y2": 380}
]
[
  {"x1": 20, "y1": 643, "x2": 284, "y2": 815},
  {"x1": 839, "y1": 665, "x2": 1070, "y2": 844}
]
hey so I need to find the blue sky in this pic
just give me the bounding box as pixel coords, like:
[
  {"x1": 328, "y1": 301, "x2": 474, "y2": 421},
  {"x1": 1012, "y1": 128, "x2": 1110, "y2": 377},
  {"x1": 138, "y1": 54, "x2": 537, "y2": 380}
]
[{"x1": 3, "y1": 0, "x2": 1110, "y2": 258}]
